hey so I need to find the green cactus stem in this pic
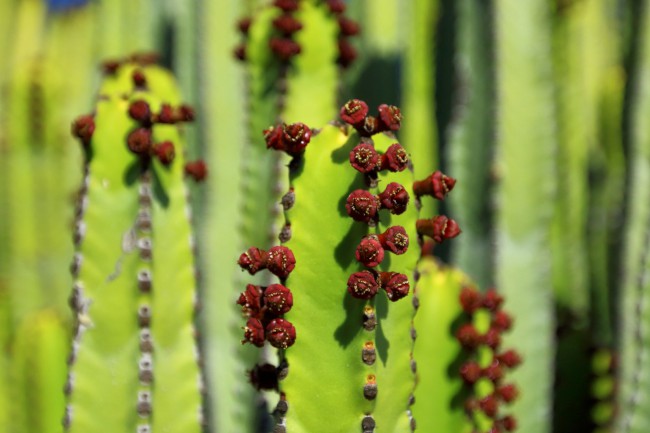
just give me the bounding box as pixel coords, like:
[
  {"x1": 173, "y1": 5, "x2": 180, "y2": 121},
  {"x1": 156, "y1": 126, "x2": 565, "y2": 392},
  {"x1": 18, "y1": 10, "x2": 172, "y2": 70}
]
[{"x1": 65, "y1": 60, "x2": 203, "y2": 433}]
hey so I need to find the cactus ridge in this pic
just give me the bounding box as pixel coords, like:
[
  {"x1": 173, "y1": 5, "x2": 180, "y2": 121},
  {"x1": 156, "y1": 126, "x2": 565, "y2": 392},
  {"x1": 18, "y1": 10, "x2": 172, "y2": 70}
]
[{"x1": 65, "y1": 60, "x2": 203, "y2": 433}]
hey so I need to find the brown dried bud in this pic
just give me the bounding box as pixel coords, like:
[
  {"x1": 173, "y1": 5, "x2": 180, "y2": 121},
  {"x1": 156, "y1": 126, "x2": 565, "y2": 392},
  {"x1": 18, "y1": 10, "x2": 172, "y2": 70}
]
[
  {"x1": 380, "y1": 143, "x2": 409, "y2": 172},
  {"x1": 238, "y1": 247, "x2": 267, "y2": 275},
  {"x1": 378, "y1": 226, "x2": 409, "y2": 255},
  {"x1": 492, "y1": 310, "x2": 513, "y2": 332},
  {"x1": 237, "y1": 284, "x2": 263, "y2": 317},
  {"x1": 496, "y1": 384, "x2": 519, "y2": 403},
  {"x1": 379, "y1": 272, "x2": 410, "y2": 302},
  {"x1": 338, "y1": 16, "x2": 360, "y2": 36},
  {"x1": 377, "y1": 104, "x2": 402, "y2": 131},
  {"x1": 340, "y1": 99, "x2": 369, "y2": 126},
  {"x1": 459, "y1": 286, "x2": 482, "y2": 314},
  {"x1": 184, "y1": 160, "x2": 208, "y2": 182},
  {"x1": 71, "y1": 115, "x2": 95, "y2": 143},
  {"x1": 273, "y1": 14, "x2": 303, "y2": 34},
  {"x1": 413, "y1": 170, "x2": 457, "y2": 200},
  {"x1": 349, "y1": 143, "x2": 379, "y2": 173},
  {"x1": 265, "y1": 318, "x2": 296, "y2": 349},
  {"x1": 347, "y1": 271, "x2": 379, "y2": 300},
  {"x1": 416, "y1": 216, "x2": 461, "y2": 243},
  {"x1": 378, "y1": 182, "x2": 410, "y2": 215},
  {"x1": 456, "y1": 323, "x2": 482, "y2": 349},
  {"x1": 243, "y1": 318, "x2": 265, "y2": 347},
  {"x1": 269, "y1": 37, "x2": 301, "y2": 60},
  {"x1": 128, "y1": 100, "x2": 151, "y2": 123},
  {"x1": 345, "y1": 190, "x2": 380, "y2": 223},
  {"x1": 483, "y1": 288, "x2": 504, "y2": 311},
  {"x1": 355, "y1": 236, "x2": 385, "y2": 267},
  {"x1": 152, "y1": 141, "x2": 175, "y2": 165},
  {"x1": 127, "y1": 128, "x2": 152, "y2": 156},
  {"x1": 265, "y1": 246, "x2": 296, "y2": 279},
  {"x1": 282, "y1": 122, "x2": 312, "y2": 155},
  {"x1": 459, "y1": 361, "x2": 482, "y2": 384},
  {"x1": 263, "y1": 284, "x2": 293, "y2": 315},
  {"x1": 496, "y1": 350, "x2": 522, "y2": 368}
]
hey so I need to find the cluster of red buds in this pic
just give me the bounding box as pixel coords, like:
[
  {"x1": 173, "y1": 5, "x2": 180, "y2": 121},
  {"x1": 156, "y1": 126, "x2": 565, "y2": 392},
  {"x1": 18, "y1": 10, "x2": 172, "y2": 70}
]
[
  {"x1": 456, "y1": 286, "x2": 522, "y2": 432},
  {"x1": 237, "y1": 246, "x2": 297, "y2": 349},
  {"x1": 264, "y1": 122, "x2": 313, "y2": 156},
  {"x1": 340, "y1": 99, "x2": 402, "y2": 137},
  {"x1": 324, "y1": 0, "x2": 360, "y2": 68}
]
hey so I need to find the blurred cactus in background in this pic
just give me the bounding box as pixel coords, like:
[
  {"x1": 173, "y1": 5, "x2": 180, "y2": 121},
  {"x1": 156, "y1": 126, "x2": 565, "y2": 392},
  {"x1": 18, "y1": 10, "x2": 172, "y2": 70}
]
[{"x1": 1, "y1": 0, "x2": 649, "y2": 432}]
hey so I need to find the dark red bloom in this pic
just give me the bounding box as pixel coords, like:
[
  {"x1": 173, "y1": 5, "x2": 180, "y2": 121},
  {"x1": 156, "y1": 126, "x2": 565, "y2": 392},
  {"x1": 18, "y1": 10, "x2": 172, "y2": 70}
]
[
  {"x1": 273, "y1": 14, "x2": 303, "y2": 34},
  {"x1": 238, "y1": 247, "x2": 267, "y2": 275},
  {"x1": 380, "y1": 143, "x2": 409, "y2": 172},
  {"x1": 498, "y1": 415, "x2": 517, "y2": 432},
  {"x1": 459, "y1": 361, "x2": 482, "y2": 384},
  {"x1": 243, "y1": 318, "x2": 265, "y2": 347},
  {"x1": 152, "y1": 141, "x2": 175, "y2": 165},
  {"x1": 413, "y1": 170, "x2": 457, "y2": 200},
  {"x1": 347, "y1": 271, "x2": 379, "y2": 300},
  {"x1": 456, "y1": 323, "x2": 482, "y2": 350},
  {"x1": 237, "y1": 284, "x2": 263, "y2": 317},
  {"x1": 274, "y1": 0, "x2": 299, "y2": 12},
  {"x1": 128, "y1": 100, "x2": 151, "y2": 123},
  {"x1": 132, "y1": 69, "x2": 147, "y2": 87},
  {"x1": 484, "y1": 328, "x2": 502, "y2": 349},
  {"x1": 71, "y1": 115, "x2": 95, "y2": 143},
  {"x1": 355, "y1": 236, "x2": 385, "y2": 267},
  {"x1": 265, "y1": 318, "x2": 297, "y2": 349},
  {"x1": 326, "y1": 0, "x2": 346, "y2": 14},
  {"x1": 238, "y1": 17, "x2": 252, "y2": 35},
  {"x1": 492, "y1": 310, "x2": 513, "y2": 332},
  {"x1": 496, "y1": 384, "x2": 519, "y2": 403},
  {"x1": 377, "y1": 104, "x2": 402, "y2": 131},
  {"x1": 378, "y1": 182, "x2": 410, "y2": 215},
  {"x1": 338, "y1": 16, "x2": 360, "y2": 36},
  {"x1": 346, "y1": 190, "x2": 380, "y2": 223},
  {"x1": 282, "y1": 122, "x2": 312, "y2": 155},
  {"x1": 127, "y1": 128, "x2": 152, "y2": 156},
  {"x1": 483, "y1": 359, "x2": 504, "y2": 382},
  {"x1": 178, "y1": 104, "x2": 195, "y2": 122},
  {"x1": 269, "y1": 37, "x2": 301, "y2": 61},
  {"x1": 479, "y1": 394, "x2": 499, "y2": 418},
  {"x1": 157, "y1": 104, "x2": 176, "y2": 124},
  {"x1": 265, "y1": 246, "x2": 296, "y2": 279},
  {"x1": 379, "y1": 272, "x2": 410, "y2": 302},
  {"x1": 349, "y1": 143, "x2": 379, "y2": 173},
  {"x1": 337, "y1": 38, "x2": 357, "y2": 68},
  {"x1": 263, "y1": 284, "x2": 294, "y2": 315},
  {"x1": 264, "y1": 125, "x2": 285, "y2": 150},
  {"x1": 378, "y1": 226, "x2": 409, "y2": 255},
  {"x1": 497, "y1": 350, "x2": 522, "y2": 368},
  {"x1": 459, "y1": 286, "x2": 482, "y2": 314},
  {"x1": 184, "y1": 160, "x2": 208, "y2": 182},
  {"x1": 341, "y1": 99, "x2": 369, "y2": 126},
  {"x1": 483, "y1": 288, "x2": 504, "y2": 311},
  {"x1": 416, "y1": 216, "x2": 461, "y2": 243}
]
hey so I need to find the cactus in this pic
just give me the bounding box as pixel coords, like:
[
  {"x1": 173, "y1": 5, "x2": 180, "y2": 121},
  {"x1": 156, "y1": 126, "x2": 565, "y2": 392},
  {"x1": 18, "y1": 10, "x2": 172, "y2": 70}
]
[{"x1": 65, "y1": 59, "x2": 203, "y2": 433}]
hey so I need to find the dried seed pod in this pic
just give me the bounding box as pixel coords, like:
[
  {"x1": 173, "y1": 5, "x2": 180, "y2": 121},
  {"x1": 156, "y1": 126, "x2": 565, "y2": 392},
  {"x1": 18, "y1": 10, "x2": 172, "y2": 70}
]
[
  {"x1": 416, "y1": 216, "x2": 461, "y2": 243},
  {"x1": 378, "y1": 226, "x2": 409, "y2": 255},
  {"x1": 265, "y1": 318, "x2": 297, "y2": 349},
  {"x1": 243, "y1": 318, "x2": 266, "y2": 347},
  {"x1": 379, "y1": 272, "x2": 410, "y2": 302},
  {"x1": 347, "y1": 271, "x2": 379, "y2": 300},
  {"x1": 269, "y1": 37, "x2": 301, "y2": 61},
  {"x1": 380, "y1": 144, "x2": 409, "y2": 172},
  {"x1": 413, "y1": 170, "x2": 457, "y2": 200},
  {"x1": 345, "y1": 190, "x2": 380, "y2": 223},
  {"x1": 263, "y1": 284, "x2": 294, "y2": 315},
  {"x1": 492, "y1": 310, "x2": 513, "y2": 331},
  {"x1": 378, "y1": 182, "x2": 410, "y2": 215},
  {"x1": 362, "y1": 341, "x2": 376, "y2": 365},
  {"x1": 355, "y1": 236, "x2": 385, "y2": 267},
  {"x1": 340, "y1": 99, "x2": 369, "y2": 127},
  {"x1": 349, "y1": 143, "x2": 379, "y2": 173},
  {"x1": 364, "y1": 375, "x2": 378, "y2": 400},
  {"x1": 265, "y1": 246, "x2": 296, "y2": 279}
]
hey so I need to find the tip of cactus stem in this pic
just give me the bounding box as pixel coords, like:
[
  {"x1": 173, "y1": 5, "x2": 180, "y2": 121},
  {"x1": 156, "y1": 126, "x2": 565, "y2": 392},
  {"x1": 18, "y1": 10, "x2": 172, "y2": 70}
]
[
  {"x1": 266, "y1": 246, "x2": 296, "y2": 279},
  {"x1": 243, "y1": 318, "x2": 266, "y2": 347},
  {"x1": 355, "y1": 236, "x2": 385, "y2": 267},
  {"x1": 416, "y1": 216, "x2": 461, "y2": 243},
  {"x1": 71, "y1": 115, "x2": 95, "y2": 143},
  {"x1": 184, "y1": 160, "x2": 208, "y2": 182},
  {"x1": 346, "y1": 190, "x2": 380, "y2": 223},
  {"x1": 378, "y1": 226, "x2": 409, "y2": 255},
  {"x1": 414, "y1": 171, "x2": 456, "y2": 200},
  {"x1": 380, "y1": 144, "x2": 409, "y2": 172},
  {"x1": 379, "y1": 272, "x2": 410, "y2": 301},
  {"x1": 347, "y1": 271, "x2": 379, "y2": 300},
  {"x1": 152, "y1": 141, "x2": 175, "y2": 165},
  {"x1": 263, "y1": 284, "x2": 294, "y2": 315},
  {"x1": 274, "y1": 0, "x2": 299, "y2": 12},
  {"x1": 341, "y1": 99, "x2": 369, "y2": 126},
  {"x1": 127, "y1": 128, "x2": 153, "y2": 156},
  {"x1": 269, "y1": 37, "x2": 301, "y2": 60},
  {"x1": 460, "y1": 361, "x2": 482, "y2": 384},
  {"x1": 248, "y1": 363, "x2": 279, "y2": 391},
  {"x1": 378, "y1": 182, "x2": 410, "y2": 215},
  {"x1": 378, "y1": 104, "x2": 402, "y2": 131},
  {"x1": 337, "y1": 39, "x2": 357, "y2": 68},
  {"x1": 266, "y1": 318, "x2": 297, "y2": 349},
  {"x1": 273, "y1": 14, "x2": 303, "y2": 35},
  {"x1": 338, "y1": 16, "x2": 360, "y2": 36},
  {"x1": 128, "y1": 100, "x2": 151, "y2": 123},
  {"x1": 349, "y1": 143, "x2": 379, "y2": 173}
]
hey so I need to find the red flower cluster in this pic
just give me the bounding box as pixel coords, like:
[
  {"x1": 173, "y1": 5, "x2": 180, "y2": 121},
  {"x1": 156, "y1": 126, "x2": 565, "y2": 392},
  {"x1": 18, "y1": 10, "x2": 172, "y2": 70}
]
[
  {"x1": 264, "y1": 122, "x2": 313, "y2": 156},
  {"x1": 340, "y1": 99, "x2": 402, "y2": 137},
  {"x1": 456, "y1": 286, "x2": 522, "y2": 431}
]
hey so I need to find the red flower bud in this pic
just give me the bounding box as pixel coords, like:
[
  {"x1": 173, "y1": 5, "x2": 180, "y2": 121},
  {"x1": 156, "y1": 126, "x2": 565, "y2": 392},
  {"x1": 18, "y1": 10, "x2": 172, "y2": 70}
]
[
  {"x1": 378, "y1": 226, "x2": 409, "y2": 255},
  {"x1": 347, "y1": 271, "x2": 379, "y2": 300},
  {"x1": 456, "y1": 323, "x2": 482, "y2": 349},
  {"x1": 237, "y1": 17, "x2": 252, "y2": 35},
  {"x1": 483, "y1": 288, "x2": 504, "y2": 311},
  {"x1": 263, "y1": 284, "x2": 293, "y2": 315},
  {"x1": 234, "y1": 45, "x2": 246, "y2": 61},
  {"x1": 346, "y1": 190, "x2": 380, "y2": 223},
  {"x1": 341, "y1": 99, "x2": 369, "y2": 126},
  {"x1": 378, "y1": 182, "x2": 410, "y2": 215},
  {"x1": 238, "y1": 247, "x2": 267, "y2": 275},
  {"x1": 127, "y1": 128, "x2": 152, "y2": 156},
  {"x1": 152, "y1": 141, "x2": 175, "y2": 165},
  {"x1": 157, "y1": 104, "x2": 176, "y2": 124},
  {"x1": 496, "y1": 350, "x2": 522, "y2": 368},
  {"x1": 326, "y1": 0, "x2": 346, "y2": 14},
  {"x1": 416, "y1": 216, "x2": 461, "y2": 243},
  {"x1": 338, "y1": 16, "x2": 360, "y2": 36},
  {"x1": 132, "y1": 69, "x2": 147, "y2": 87},
  {"x1": 264, "y1": 125, "x2": 285, "y2": 150},
  {"x1": 243, "y1": 318, "x2": 265, "y2": 347},
  {"x1": 413, "y1": 170, "x2": 457, "y2": 200},
  {"x1": 265, "y1": 318, "x2": 296, "y2": 349},
  {"x1": 492, "y1": 310, "x2": 513, "y2": 332},
  {"x1": 380, "y1": 143, "x2": 409, "y2": 172},
  {"x1": 479, "y1": 394, "x2": 499, "y2": 418},
  {"x1": 273, "y1": 14, "x2": 303, "y2": 34},
  {"x1": 459, "y1": 286, "x2": 482, "y2": 314},
  {"x1": 377, "y1": 104, "x2": 402, "y2": 131},
  {"x1": 282, "y1": 122, "x2": 312, "y2": 155},
  {"x1": 269, "y1": 37, "x2": 301, "y2": 60},
  {"x1": 128, "y1": 100, "x2": 151, "y2": 123},
  {"x1": 379, "y1": 272, "x2": 410, "y2": 302},
  {"x1": 349, "y1": 143, "x2": 379, "y2": 173},
  {"x1": 237, "y1": 284, "x2": 263, "y2": 316},
  {"x1": 71, "y1": 115, "x2": 95, "y2": 143},
  {"x1": 498, "y1": 415, "x2": 517, "y2": 432},
  {"x1": 355, "y1": 236, "x2": 385, "y2": 267},
  {"x1": 265, "y1": 246, "x2": 296, "y2": 279},
  {"x1": 274, "y1": 0, "x2": 299, "y2": 12},
  {"x1": 337, "y1": 39, "x2": 357, "y2": 68},
  {"x1": 178, "y1": 104, "x2": 195, "y2": 122},
  {"x1": 459, "y1": 361, "x2": 482, "y2": 384},
  {"x1": 496, "y1": 384, "x2": 519, "y2": 403},
  {"x1": 483, "y1": 359, "x2": 504, "y2": 382},
  {"x1": 484, "y1": 328, "x2": 502, "y2": 349},
  {"x1": 184, "y1": 160, "x2": 208, "y2": 182}
]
